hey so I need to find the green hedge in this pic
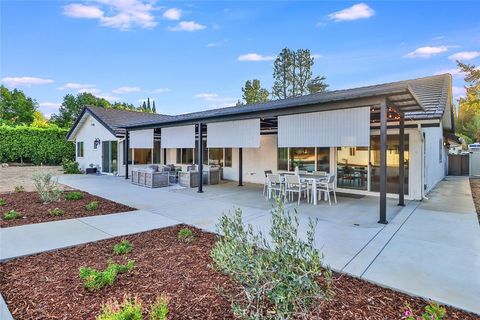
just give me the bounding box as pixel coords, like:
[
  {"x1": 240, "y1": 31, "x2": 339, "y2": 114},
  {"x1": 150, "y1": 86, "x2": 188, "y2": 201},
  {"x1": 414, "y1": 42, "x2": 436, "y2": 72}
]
[{"x1": 0, "y1": 125, "x2": 75, "y2": 165}]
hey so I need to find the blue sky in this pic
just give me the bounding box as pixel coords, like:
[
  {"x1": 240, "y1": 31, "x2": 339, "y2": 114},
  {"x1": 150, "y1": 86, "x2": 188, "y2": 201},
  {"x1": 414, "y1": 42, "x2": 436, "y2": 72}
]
[{"x1": 1, "y1": 1, "x2": 479, "y2": 118}]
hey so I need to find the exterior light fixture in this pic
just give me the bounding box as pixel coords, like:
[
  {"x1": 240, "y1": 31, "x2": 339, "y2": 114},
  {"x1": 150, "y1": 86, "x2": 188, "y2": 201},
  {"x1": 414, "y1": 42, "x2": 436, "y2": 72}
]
[{"x1": 94, "y1": 138, "x2": 101, "y2": 149}]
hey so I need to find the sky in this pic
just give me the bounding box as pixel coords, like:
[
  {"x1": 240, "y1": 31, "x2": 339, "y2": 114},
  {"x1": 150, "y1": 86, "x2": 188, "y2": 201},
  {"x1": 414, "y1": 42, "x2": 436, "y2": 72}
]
[{"x1": 1, "y1": 1, "x2": 479, "y2": 118}]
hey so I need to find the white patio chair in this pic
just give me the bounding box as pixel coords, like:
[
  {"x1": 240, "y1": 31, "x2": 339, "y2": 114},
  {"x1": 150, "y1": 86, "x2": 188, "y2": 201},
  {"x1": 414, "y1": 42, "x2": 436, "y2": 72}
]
[
  {"x1": 317, "y1": 174, "x2": 337, "y2": 205},
  {"x1": 266, "y1": 174, "x2": 282, "y2": 199},
  {"x1": 263, "y1": 170, "x2": 273, "y2": 196},
  {"x1": 284, "y1": 174, "x2": 310, "y2": 205},
  {"x1": 313, "y1": 171, "x2": 327, "y2": 176}
]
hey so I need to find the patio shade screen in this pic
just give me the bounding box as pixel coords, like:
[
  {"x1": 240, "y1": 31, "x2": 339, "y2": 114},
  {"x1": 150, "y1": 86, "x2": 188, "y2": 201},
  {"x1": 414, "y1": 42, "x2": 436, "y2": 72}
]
[
  {"x1": 161, "y1": 125, "x2": 196, "y2": 148},
  {"x1": 207, "y1": 118, "x2": 260, "y2": 148},
  {"x1": 278, "y1": 107, "x2": 370, "y2": 147},
  {"x1": 129, "y1": 129, "x2": 153, "y2": 148}
]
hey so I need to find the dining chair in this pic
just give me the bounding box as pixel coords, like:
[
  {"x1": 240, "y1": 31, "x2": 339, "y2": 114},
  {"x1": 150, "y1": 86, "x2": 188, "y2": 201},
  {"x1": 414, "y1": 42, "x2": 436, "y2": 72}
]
[
  {"x1": 263, "y1": 170, "x2": 273, "y2": 196},
  {"x1": 284, "y1": 174, "x2": 310, "y2": 205},
  {"x1": 266, "y1": 174, "x2": 282, "y2": 199},
  {"x1": 317, "y1": 174, "x2": 337, "y2": 205}
]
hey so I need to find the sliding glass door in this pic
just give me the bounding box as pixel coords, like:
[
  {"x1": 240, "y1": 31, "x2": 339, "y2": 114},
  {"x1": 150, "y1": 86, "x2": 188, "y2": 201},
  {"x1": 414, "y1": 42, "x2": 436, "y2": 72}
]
[
  {"x1": 102, "y1": 141, "x2": 118, "y2": 174},
  {"x1": 336, "y1": 147, "x2": 369, "y2": 190}
]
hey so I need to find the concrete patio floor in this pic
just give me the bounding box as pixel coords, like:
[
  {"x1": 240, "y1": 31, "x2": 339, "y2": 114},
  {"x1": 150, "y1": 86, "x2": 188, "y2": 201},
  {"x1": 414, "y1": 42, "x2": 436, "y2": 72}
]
[{"x1": 1, "y1": 175, "x2": 479, "y2": 315}]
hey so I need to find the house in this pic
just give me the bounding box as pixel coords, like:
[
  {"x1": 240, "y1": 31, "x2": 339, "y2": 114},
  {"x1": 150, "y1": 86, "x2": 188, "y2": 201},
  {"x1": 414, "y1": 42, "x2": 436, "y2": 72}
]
[{"x1": 67, "y1": 74, "x2": 455, "y2": 222}]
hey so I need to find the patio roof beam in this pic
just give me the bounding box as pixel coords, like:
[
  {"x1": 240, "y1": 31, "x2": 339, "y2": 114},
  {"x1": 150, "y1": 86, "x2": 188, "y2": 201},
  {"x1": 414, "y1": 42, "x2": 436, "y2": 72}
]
[
  {"x1": 399, "y1": 114, "x2": 405, "y2": 206},
  {"x1": 197, "y1": 123, "x2": 204, "y2": 193},
  {"x1": 379, "y1": 100, "x2": 388, "y2": 224}
]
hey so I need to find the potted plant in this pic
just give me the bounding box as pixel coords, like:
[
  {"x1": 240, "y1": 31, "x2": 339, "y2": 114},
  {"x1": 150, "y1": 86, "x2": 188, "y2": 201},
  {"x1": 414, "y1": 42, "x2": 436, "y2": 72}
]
[
  {"x1": 293, "y1": 160, "x2": 302, "y2": 175},
  {"x1": 86, "y1": 163, "x2": 97, "y2": 174}
]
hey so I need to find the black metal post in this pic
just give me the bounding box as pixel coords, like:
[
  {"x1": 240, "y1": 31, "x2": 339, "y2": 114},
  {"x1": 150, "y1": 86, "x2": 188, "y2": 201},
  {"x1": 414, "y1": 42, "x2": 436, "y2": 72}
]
[
  {"x1": 163, "y1": 148, "x2": 167, "y2": 165},
  {"x1": 197, "y1": 123, "x2": 203, "y2": 193},
  {"x1": 379, "y1": 103, "x2": 388, "y2": 224},
  {"x1": 238, "y1": 147, "x2": 243, "y2": 186},
  {"x1": 398, "y1": 115, "x2": 405, "y2": 206},
  {"x1": 125, "y1": 130, "x2": 129, "y2": 179}
]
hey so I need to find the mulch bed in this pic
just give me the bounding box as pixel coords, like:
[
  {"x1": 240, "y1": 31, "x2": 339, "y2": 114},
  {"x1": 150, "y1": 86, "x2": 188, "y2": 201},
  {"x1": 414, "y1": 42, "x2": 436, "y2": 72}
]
[
  {"x1": 0, "y1": 191, "x2": 134, "y2": 228},
  {"x1": 1, "y1": 225, "x2": 478, "y2": 320},
  {"x1": 469, "y1": 178, "x2": 480, "y2": 224}
]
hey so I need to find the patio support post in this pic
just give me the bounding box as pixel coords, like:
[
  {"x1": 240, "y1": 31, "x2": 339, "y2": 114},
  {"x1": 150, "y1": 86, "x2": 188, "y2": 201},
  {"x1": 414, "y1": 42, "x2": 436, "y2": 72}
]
[
  {"x1": 197, "y1": 123, "x2": 204, "y2": 193},
  {"x1": 125, "y1": 130, "x2": 129, "y2": 179},
  {"x1": 398, "y1": 114, "x2": 405, "y2": 206},
  {"x1": 238, "y1": 147, "x2": 243, "y2": 186},
  {"x1": 379, "y1": 102, "x2": 388, "y2": 224},
  {"x1": 163, "y1": 148, "x2": 166, "y2": 165}
]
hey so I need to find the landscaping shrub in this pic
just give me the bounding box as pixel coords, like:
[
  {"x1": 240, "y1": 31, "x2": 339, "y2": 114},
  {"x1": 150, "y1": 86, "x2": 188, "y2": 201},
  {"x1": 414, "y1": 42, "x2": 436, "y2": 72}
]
[
  {"x1": 113, "y1": 240, "x2": 133, "y2": 255},
  {"x1": 403, "y1": 301, "x2": 446, "y2": 320},
  {"x1": 178, "y1": 228, "x2": 194, "y2": 243},
  {"x1": 14, "y1": 185, "x2": 25, "y2": 193},
  {"x1": 211, "y1": 197, "x2": 333, "y2": 319},
  {"x1": 3, "y1": 210, "x2": 20, "y2": 220},
  {"x1": 0, "y1": 198, "x2": 6, "y2": 206},
  {"x1": 85, "y1": 201, "x2": 99, "y2": 211},
  {"x1": 48, "y1": 208, "x2": 64, "y2": 216},
  {"x1": 32, "y1": 172, "x2": 63, "y2": 203},
  {"x1": 65, "y1": 191, "x2": 83, "y2": 201},
  {"x1": 0, "y1": 125, "x2": 74, "y2": 165},
  {"x1": 96, "y1": 295, "x2": 143, "y2": 320},
  {"x1": 150, "y1": 294, "x2": 170, "y2": 320},
  {"x1": 79, "y1": 260, "x2": 135, "y2": 291},
  {"x1": 62, "y1": 158, "x2": 82, "y2": 174}
]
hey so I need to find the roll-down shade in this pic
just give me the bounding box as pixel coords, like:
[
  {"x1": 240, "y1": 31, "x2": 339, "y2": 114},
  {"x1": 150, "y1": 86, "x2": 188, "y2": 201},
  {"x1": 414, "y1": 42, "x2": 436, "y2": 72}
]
[
  {"x1": 207, "y1": 119, "x2": 260, "y2": 148},
  {"x1": 161, "y1": 125, "x2": 195, "y2": 148},
  {"x1": 129, "y1": 129, "x2": 153, "y2": 148},
  {"x1": 278, "y1": 107, "x2": 370, "y2": 147}
]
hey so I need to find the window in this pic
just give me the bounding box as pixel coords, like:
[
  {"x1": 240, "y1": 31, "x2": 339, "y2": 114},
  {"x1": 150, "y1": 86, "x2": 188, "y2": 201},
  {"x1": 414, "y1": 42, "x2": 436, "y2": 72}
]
[
  {"x1": 193, "y1": 140, "x2": 208, "y2": 165},
  {"x1": 77, "y1": 141, "x2": 84, "y2": 157},
  {"x1": 277, "y1": 148, "x2": 288, "y2": 170},
  {"x1": 289, "y1": 148, "x2": 315, "y2": 172},
  {"x1": 316, "y1": 147, "x2": 330, "y2": 173},
  {"x1": 336, "y1": 146, "x2": 368, "y2": 190},
  {"x1": 153, "y1": 141, "x2": 161, "y2": 164},
  {"x1": 209, "y1": 148, "x2": 224, "y2": 166},
  {"x1": 176, "y1": 148, "x2": 194, "y2": 164},
  {"x1": 134, "y1": 148, "x2": 152, "y2": 164},
  {"x1": 224, "y1": 148, "x2": 232, "y2": 167}
]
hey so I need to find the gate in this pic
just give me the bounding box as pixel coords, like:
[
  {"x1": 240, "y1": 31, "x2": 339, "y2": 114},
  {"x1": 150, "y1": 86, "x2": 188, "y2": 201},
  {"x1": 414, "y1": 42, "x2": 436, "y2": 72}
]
[
  {"x1": 448, "y1": 154, "x2": 470, "y2": 176},
  {"x1": 470, "y1": 152, "x2": 480, "y2": 176}
]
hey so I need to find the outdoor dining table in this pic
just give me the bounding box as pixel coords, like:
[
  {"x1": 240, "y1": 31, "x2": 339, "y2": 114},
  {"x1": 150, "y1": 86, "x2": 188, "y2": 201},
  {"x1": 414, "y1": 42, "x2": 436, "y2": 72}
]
[{"x1": 280, "y1": 173, "x2": 329, "y2": 205}]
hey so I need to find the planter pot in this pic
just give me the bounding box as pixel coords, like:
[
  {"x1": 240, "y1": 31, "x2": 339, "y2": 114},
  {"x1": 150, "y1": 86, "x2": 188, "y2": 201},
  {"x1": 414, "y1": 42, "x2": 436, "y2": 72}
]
[{"x1": 86, "y1": 168, "x2": 97, "y2": 174}]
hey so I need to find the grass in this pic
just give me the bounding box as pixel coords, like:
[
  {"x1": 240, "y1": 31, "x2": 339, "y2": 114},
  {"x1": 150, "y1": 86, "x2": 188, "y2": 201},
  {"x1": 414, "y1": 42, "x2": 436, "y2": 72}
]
[
  {"x1": 178, "y1": 228, "x2": 194, "y2": 243},
  {"x1": 85, "y1": 201, "x2": 99, "y2": 211},
  {"x1": 79, "y1": 260, "x2": 135, "y2": 291},
  {"x1": 113, "y1": 240, "x2": 133, "y2": 255},
  {"x1": 65, "y1": 191, "x2": 83, "y2": 201},
  {"x1": 48, "y1": 208, "x2": 64, "y2": 216}
]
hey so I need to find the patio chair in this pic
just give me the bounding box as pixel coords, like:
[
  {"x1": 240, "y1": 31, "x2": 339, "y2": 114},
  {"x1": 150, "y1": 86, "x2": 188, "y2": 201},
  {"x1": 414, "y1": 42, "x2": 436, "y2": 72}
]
[
  {"x1": 263, "y1": 170, "x2": 273, "y2": 195},
  {"x1": 266, "y1": 174, "x2": 282, "y2": 199},
  {"x1": 313, "y1": 171, "x2": 327, "y2": 176},
  {"x1": 317, "y1": 175, "x2": 337, "y2": 205},
  {"x1": 284, "y1": 174, "x2": 310, "y2": 205},
  {"x1": 298, "y1": 170, "x2": 308, "y2": 175}
]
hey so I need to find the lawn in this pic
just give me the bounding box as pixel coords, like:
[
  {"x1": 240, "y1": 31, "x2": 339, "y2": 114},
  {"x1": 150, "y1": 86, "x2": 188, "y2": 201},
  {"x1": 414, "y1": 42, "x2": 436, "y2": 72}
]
[{"x1": 0, "y1": 225, "x2": 477, "y2": 320}]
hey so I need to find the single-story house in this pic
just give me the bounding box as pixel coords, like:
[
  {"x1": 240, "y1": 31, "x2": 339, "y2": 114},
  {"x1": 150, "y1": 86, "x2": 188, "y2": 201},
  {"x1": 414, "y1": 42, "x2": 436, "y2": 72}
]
[{"x1": 67, "y1": 74, "x2": 455, "y2": 223}]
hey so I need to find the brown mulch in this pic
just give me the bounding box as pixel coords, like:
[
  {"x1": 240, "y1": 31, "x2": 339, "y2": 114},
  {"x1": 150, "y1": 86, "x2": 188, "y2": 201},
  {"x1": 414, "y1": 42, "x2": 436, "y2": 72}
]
[
  {"x1": 469, "y1": 178, "x2": 480, "y2": 224},
  {"x1": 0, "y1": 191, "x2": 134, "y2": 228},
  {"x1": 0, "y1": 225, "x2": 478, "y2": 320}
]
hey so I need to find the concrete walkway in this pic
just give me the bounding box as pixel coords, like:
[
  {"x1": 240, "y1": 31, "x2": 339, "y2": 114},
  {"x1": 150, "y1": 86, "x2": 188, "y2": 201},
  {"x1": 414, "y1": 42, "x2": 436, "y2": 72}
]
[{"x1": 1, "y1": 175, "x2": 479, "y2": 315}]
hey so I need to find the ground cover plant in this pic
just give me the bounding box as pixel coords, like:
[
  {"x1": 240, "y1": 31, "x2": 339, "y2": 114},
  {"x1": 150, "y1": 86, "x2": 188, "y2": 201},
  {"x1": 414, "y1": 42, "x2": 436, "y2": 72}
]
[
  {"x1": 403, "y1": 301, "x2": 446, "y2": 320},
  {"x1": 178, "y1": 227, "x2": 194, "y2": 243},
  {"x1": 0, "y1": 198, "x2": 6, "y2": 206},
  {"x1": 96, "y1": 295, "x2": 143, "y2": 320},
  {"x1": 14, "y1": 185, "x2": 25, "y2": 193},
  {"x1": 0, "y1": 225, "x2": 478, "y2": 319},
  {"x1": 86, "y1": 200, "x2": 100, "y2": 211},
  {"x1": 79, "y1": 260, "x2": 135, "y2": 291},
  {"x1": 150, "y1": 295, "x2": 170, "y2": 320},
  {"x1": 3, "y1": 209, "x2": 20, "y2": 220},
  {"x1": 113, "y1": 240, "x2": 133, "y2": 255},
  {"x1": 0, "y1": 190, "x2": 133, "y2": 227},
  {"x1": 65, "y1": 191, "x2": 83, "y2": 200}
]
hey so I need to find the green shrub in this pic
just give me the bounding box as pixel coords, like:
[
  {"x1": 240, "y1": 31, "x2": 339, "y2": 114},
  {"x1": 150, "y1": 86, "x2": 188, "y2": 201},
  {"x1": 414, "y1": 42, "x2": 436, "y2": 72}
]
[
  {"x1": 62, "y1": 159, "x2": 82, "y2": 174},
  {"x1": 150, "y1": 294, "x2": 170, "y2": 320},
  {"x1": 85, "y1": 201, "x2": 99, "y2": 211},
  {"x1": 211, "y1": 198, "x2": 333, "y2": 319},
  {"x1": 113, "y1": 240, "x2": 133, "y2": 255},
  {"x1": 3, "y1": 210, "x2": 20, "y2": 220},
  {"x1": 65, "y1": 191, "x2": 83, "y2": 201},
  {"x1": 14, "y1": 185, "x2": 25, "y2": 193},
  {"x1": 79, "y1": 260, "x2": 135, "y2": 291},
  {"x1": 32, "y1": 171, "x2": 63, "y2": 203},
  {"x1": 48, "y1": 208, "x2": 64, "y2": 216},
  {"x1": 96, "y1": 295, "x2": 143, "y2": 320},
  {"x1": 178, "y1": 228, "x2": 194, "y2": 243},
  {"x1": 403, "y1": 302, "x2": 446, "y2": 320},
  {"x1": 0, "y1": 125, "x2": 74, "y2": 165},
  {"x1": 0, "y1": 198, "x2": 6, "y2": 206}
]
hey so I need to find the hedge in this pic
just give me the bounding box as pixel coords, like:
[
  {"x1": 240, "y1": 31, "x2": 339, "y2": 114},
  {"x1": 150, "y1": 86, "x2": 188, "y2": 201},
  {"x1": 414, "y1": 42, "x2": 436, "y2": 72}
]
[{"x1": 0, "y1": 125, "x2": 75, "y2": 165}]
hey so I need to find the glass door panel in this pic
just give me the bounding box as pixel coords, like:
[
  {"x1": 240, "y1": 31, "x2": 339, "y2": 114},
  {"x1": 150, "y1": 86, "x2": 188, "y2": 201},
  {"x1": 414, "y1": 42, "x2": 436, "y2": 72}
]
[
  {"x1": 336, "y1": 147, "x2": 368, "y2": 190},
  {"x1": 102, "y1": 141, "x2": 110, "y2": 173},
  {"x1": 110, "y1": 141, "x2": 118, "y2": 174}
]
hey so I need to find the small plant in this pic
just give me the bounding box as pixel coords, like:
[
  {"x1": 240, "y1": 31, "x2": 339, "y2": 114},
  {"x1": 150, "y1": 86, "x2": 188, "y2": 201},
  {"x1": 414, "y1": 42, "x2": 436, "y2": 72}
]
[
  {"x1": 85, "y1": 201, "x2": 99, "y2": 211},
  {"x1": 65, "y1": 191, "x2": 83, "y2": 201},
  {"x1": 403, "y1": 302, "x2": 446, "y2": 320},
  {"x1": 3, "y1": 210, "x2": 20, "y2": 220},
  {"x1": 62, "y1": 158, "x2": 82, "y2": 174},
  {"x1": 150, "y1": 294, "x2": 170, "y2": 320},
  {"x1": 48, "y1": 208, "x2": 64, "y2": 216},
  {"x1": 79, "y1": 260, "x2": 135, "y2": 291},
  {"x1": 96, "y1": 295, "x2": 143, "y2": 320},
  {"x1": 14, "y1": 185, "x2": 25, "y2": 193},
  {"x1": 113, "y1": 240, "x2": 133, "y2": 255},
  {"x1": 32, "y1": 172, "x2": 63, "y2": 203},
  {"x1": 0, "y1": 198, "x2": 6, "y2": 206},
  {"x1": 178, "y1": 228, "x2": 194, "y2": 243}
]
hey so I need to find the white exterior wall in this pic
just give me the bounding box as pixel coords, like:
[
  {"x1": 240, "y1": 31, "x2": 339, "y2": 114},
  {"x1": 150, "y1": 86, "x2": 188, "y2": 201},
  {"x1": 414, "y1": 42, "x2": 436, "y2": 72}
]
[
  {"x1": 73, "y1": 114, "x2": 118, "y2": 172},
  {"x1": 423, "y1": 124, "x2": 446, "y2": 194}
]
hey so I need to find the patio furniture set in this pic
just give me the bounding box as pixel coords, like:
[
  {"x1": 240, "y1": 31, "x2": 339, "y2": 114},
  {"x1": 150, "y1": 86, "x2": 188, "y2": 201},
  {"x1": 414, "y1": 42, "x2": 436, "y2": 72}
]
[
  {"x1": 264, "y1": 171, "x2": 337, "y2": 206},
  {"x1": 131, "y1": 164, "x2": 221, "y2": 188}
]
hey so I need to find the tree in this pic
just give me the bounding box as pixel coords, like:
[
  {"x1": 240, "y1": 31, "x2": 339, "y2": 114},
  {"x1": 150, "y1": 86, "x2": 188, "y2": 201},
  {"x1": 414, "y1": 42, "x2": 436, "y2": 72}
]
[
  {"x1": 0, "y1": 85, "x2": 38, "y2": 124},
  {"x1": 240, "y1": 79, "x2": 269, "y2": 105},
  {"x1": 272, "y1": 48, "x2": 295, "y2": 100},
  {"x1": 307, "y1": 76, "x2": 329, "y2": 94},
  {"x1": 31, "y1": 111, "x2": 49, "y2": 128},
  {"x1": 152, "y1": 100, "x2": 156, "y2": 113},
  {"x1": 455, "y1": 61, "x2": 480, "y2": 142}
]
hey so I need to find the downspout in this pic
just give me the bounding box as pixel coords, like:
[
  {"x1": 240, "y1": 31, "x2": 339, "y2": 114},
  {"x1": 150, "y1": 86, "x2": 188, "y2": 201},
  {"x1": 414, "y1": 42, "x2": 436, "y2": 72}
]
[{"x1": 418, "y1": 124, "x2": 428, "y2": 200}]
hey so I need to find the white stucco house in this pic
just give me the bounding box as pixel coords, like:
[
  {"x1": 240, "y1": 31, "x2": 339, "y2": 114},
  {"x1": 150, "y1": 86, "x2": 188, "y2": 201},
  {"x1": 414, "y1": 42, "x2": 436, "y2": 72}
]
[{"x1": 67, "y1": 74, "x2": 455, "y2": 211}]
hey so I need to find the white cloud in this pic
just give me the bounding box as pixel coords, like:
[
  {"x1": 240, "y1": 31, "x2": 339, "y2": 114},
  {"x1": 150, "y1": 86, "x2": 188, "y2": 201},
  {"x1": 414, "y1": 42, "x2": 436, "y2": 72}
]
[
  {"x1": 163, "y1": 8, "x2": 182, "y2": 20},
  {"x1": 452, "y1": 86, "x2": 466, "y2": 99},
  {"x1": 58, "y1": 82, "x2": 96, "y2": 90},
  {"x1": 449, "y1": 51, "x2": 480, "y2": 61},
  {"x1": 98, "y1": 94, "x2": 120, "y2": 101},
  {"x1": 434, "y1": 67, "x2": 480, "y2": 77},
  {"x1": 404, "y1": 46, "x2": 450, "y2": 58},
  {"x1": 39, "y1": 102, "x2": 61, "y2": 110},
  {"x1": 63, "y1": 0, "x2": 157, "y2": 31},
  {"x1": 78, "y1": 88, "x2": 101, "y2": 94},
  {"x1": 312, "y1": 53, "x2": 322, "y2": 59},
  {"x1": 315, "y1": 21, "x2": 326, "y2": 27},
  {"x1": 206, "y1": 42, "x2": 222, "y2": 47},
  {"x1": 328, "y1": 3, "x2": 375, "y2": 22},
  {"x1": 1, "y1": 76, "x2": 54, "y2": 87},
  {"x1": 151, "y1": 87, "x2": 170, "y2": 93},
  {"x1": 194, "y1": 92, "x2": 236, "y2": 108},
  {"x1": 168, "y1": 21, "x2": 206, "y2": 32},
  {"x1": 112, "y1": 86, "x2": 140, "y2": 94},
  {"x1": 238, "y1": 53, "x2": 275, "y2": 62}
]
